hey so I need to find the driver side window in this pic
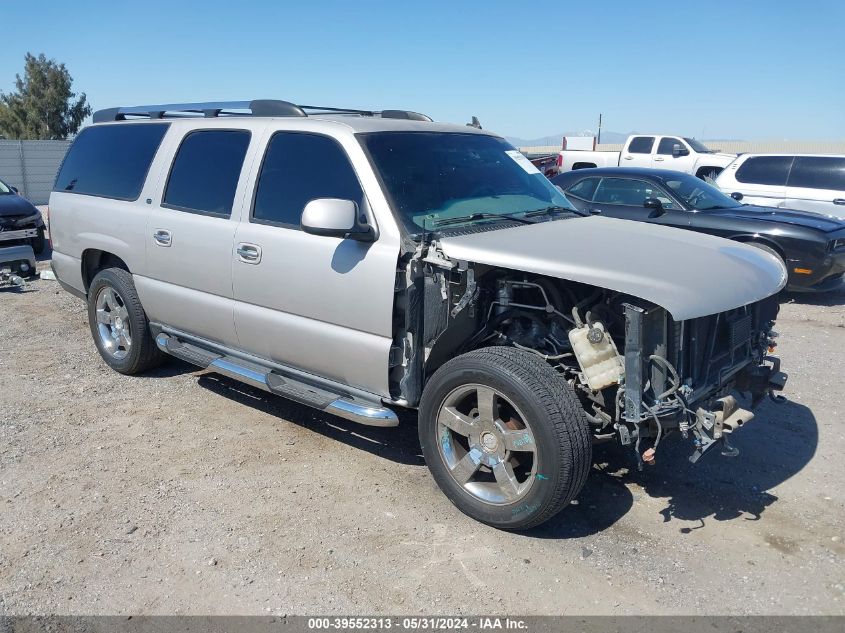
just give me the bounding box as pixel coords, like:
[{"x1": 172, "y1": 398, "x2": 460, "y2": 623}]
[
  {"x1": 252, "y1": 132, "x2": 364, "y2": 229},
  {"x1": 657, "y1": 138, "x2": 685, "y2": 155},
  {"x1": 593, "y1": 178, "x2": 676, "y2": 209}
]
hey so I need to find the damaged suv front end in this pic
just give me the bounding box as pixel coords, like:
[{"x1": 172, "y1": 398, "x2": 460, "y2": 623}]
[
  {"x1": 433, "y1": 216, "x2": 788, "y2": 467},
  {"x1": 363, "y1": 130, "x2": 788, "y2": 469}
]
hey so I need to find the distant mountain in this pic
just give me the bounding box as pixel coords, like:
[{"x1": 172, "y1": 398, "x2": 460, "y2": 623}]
[{"x1": 506, "y1": 131, "x2": 629, "y2": 147}]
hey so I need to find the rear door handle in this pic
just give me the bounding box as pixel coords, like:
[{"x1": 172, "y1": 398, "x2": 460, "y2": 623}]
[
  {"x1": 834, "y1": 198, "x2": 845, "y2": 205},
  {"x1": 654, "y1": 157, "x2": 665, "y2": 162},
  {"x1": 622, "y1": 155, "x2": 634, "y2": 160},
  {"x1": 153, "y1": 229, "x2": 172, "y2": 247},
  {"x1": 236, "y1": 242, "x2": 262, "y2": 264}
]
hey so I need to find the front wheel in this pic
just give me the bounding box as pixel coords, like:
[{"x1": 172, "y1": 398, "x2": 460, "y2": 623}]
[{"x1": 419, "y1": 347, "x2": 592, "y2": 530}]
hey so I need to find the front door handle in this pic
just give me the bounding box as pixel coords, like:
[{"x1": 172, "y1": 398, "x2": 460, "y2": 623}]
[
  {"x1": 654, "y1": 157, "x2": 665, "y2": 161},
  {"x1": 153, "y1": 229, "x2": 172, "y2": 247},
  {"x1": 236, "y1": 243, "x2": 262, "y2": 264},
  {"x1": 589, "y1": 208, "x2": 603, "y2": 215},
  {"x1": 834, "y1": 198, "x2": 845, "y2": 205},
  {"x1": 622, "y1": 155, "x2": 634, "y2": 160}
]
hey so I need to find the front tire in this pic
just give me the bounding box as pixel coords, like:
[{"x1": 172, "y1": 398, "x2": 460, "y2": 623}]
[
  {"x1": 419, "y1": 347, "x2": 592, "y2": 530},
  {"x1": 87, "y1": 267, "x2": 165, "y2": 375}
]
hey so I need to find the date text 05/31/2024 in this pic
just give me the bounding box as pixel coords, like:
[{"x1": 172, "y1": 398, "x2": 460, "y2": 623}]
[{"x1": 307, "y1": 617, "x2": 528, "y2": 630}]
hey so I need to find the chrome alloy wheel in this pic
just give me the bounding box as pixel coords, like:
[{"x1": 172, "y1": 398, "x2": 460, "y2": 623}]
[
  {"x1": 95, "y1": 286, "x2": 132, "y2": 360},
  {"x1": 436, "y1": 384, "x2": 537, "y2": 505}
]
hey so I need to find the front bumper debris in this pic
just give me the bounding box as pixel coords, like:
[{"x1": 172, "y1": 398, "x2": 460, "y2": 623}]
[
  {"x1": 1, "y1": 244, "x2": 37, "y2": 287},
  {"x1": 690, "y1": 395, "x2": 754, "y2": 463},
  {"x1": 0, "y1": 227, "x2": 38, "y2": 243}
]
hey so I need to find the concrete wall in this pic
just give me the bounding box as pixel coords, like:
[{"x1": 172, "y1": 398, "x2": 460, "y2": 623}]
[{"x1": 0, "y1": 140, "x2": 71, "y2": 205}]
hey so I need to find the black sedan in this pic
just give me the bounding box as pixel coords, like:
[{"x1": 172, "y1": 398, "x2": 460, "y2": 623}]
[
  {"x1": 552, "y1": 167, "x2": 845, "y2": 292},
  {"x1": 0, "y1": 177, "x2": 46, "y2": 255}
]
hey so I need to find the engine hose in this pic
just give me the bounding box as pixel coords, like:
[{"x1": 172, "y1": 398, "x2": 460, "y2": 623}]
[
  {"x1": 648, "y1": 354, "x2": 681, "y2": 400},
  {"x1": 648, "y1": 404, "x2": 664, "y2": 451},
  {"x1": 512, "y1": 341, "x2": 572, "y2": 361}
]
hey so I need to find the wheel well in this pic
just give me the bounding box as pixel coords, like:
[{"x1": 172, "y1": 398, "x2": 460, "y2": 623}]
[
  {"x1": 572, "y1": 162, "x2": 597, "y2": 170},
  {"x1": 696, "y1": 166, "x2": 723, "y2": 180},
  {"x1": 731, "y1": 236, "x2": 785, "y2": 260},
  {"x1": 81, "y1": 249, "x2": 129, "y2": 291}
]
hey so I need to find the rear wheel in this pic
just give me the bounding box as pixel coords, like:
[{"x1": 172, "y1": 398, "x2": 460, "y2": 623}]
[
  {"x1": 87, "y1": 267, "x2": 165, "y2": 374},
  {"x1": 419, "y1": 347, "x2": 592, "y2": 530}
]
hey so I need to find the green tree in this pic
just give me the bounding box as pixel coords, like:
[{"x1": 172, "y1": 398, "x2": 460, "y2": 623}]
[{"x1": 0, "y1": 53, "x2": 92, "y2": 140}]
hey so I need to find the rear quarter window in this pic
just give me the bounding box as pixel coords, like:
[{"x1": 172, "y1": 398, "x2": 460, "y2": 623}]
[
  {"x1": 735, "y1": 156, "x2": 793, "y2": 186},
  {"x1": 786, "y1": 156, "x2": 845, "y2": 191},
  {"x1": 54, "y1": 123, "x2": 170, "y2": 200}
]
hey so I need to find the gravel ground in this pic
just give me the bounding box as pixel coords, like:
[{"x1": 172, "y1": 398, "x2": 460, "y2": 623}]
[{"x1": 1, "y1": 259, "x2": 843, "y2": 616}]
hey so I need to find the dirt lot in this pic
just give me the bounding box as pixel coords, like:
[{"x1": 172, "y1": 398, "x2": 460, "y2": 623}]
[{"x1": 1, "y1": 262, "x2": 843, "y2": 616}]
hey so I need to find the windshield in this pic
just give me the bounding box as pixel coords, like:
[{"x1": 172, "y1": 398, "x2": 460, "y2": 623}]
[
  {"x1": 0, "y1": 180, "x2": 11, "y2": 194},
  {"x1": 683, "y1": 137, "x2": 714, "y2": 154},
  {"x1": 359, "y1": 132, "x2": 576, "y2": 234},
  {"x1": 661, "y1": 173, "x2": 741, "y2": 210}
]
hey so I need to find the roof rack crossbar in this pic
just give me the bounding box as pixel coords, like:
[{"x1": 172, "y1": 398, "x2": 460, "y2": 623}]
[
  {"x1": 92, "y1": 100, "x2": 432, "y2": 123},
  {"x1": 93, "y1": 100, "x2": 307, "y2": 123}
]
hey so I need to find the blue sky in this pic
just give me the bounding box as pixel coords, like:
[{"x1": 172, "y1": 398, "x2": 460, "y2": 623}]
[{"x1": 2, "y1": 0, "x2": 843, "y2": 140}]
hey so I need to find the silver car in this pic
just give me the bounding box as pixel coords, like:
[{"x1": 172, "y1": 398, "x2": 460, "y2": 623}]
[{"x1": 49, "y1": 100, "x2": 788, "y2": 529}]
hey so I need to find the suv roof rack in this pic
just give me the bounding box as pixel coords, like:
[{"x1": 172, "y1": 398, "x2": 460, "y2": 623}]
[{"x1": 92, "y1": 100, "x2": 433, "y2": 123}]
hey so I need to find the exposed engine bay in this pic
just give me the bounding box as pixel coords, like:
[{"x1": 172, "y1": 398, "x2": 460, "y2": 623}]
[{"x1": 390, "y1": 241, "x2": 788, "y2": 465}]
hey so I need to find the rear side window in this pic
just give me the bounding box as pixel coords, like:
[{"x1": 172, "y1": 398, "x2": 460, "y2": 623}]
[
  {"x1": 163, "y1": 129, "x2": 251, "y2": 217},
  {"x1": 54, "y1": 123, "x2": 169, "y2": 200},
  {"x1": 565, "y1": 177, "x2": 601, "y2": 200},
  {"x1": 252, "y1": 132, "x2": 364, "y2": 228},
  {"x1": 787, "y1": 156, "x2": 845, "y2": 191},
  {"x1": 735, "y1": 156, "x2": 793, "y2": 186},
  {"x1": 627, "y1": 136, "x2": 655, "y2": 154}
]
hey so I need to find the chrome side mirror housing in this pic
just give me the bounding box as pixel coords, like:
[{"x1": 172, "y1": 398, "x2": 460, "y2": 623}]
[{"x1": 301, "y1": 198, "x2": 375, "y2": 241}]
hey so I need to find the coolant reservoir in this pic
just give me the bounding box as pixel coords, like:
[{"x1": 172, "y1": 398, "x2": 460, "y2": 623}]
[{"x1": 568, "y1": 322, "x2": 624, "y2": 390}]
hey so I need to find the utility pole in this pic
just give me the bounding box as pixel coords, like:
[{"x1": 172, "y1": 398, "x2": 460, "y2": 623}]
[{"x1": 597, "y1": 113, "x2": 603, "y2": 145}]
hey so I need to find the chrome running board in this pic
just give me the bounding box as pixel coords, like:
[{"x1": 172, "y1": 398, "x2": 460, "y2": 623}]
[{"x1": 154, "y1": 332, "x2": 399, "y2": 428}]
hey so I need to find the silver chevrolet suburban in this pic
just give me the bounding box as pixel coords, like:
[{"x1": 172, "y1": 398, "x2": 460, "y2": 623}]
[{"x1": 49, "y1": 100, "x2": 788, "y2": 529}]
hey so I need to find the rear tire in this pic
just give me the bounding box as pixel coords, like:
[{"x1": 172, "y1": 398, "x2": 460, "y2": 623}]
[
  {"x1": 87, "y1": 267, "x2": 165, "y2": 375},
  {"x1": 419, "y1": 347, "x2": 592, "y2": 530}
]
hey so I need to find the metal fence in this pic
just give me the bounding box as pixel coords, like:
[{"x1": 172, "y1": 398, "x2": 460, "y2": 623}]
[{"x1": 0, "y1": 140, "x2": 71, "y2": 205}]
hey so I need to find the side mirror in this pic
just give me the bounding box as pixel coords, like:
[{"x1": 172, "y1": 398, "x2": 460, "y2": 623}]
[
  {"x1": 644, "y1": 197, "x2": 666, "y2": 216},
  {"x1": 730, "y1": 192, "x2": 744, "y2": 201},
  {"x1": 672, "y1": 144, "x2": 690, "y2": 157},
  {"x1": 301, "y1": 198, "x2": 374, "y2": 241},
  {"x1": 9, "y1": 185, "x2": 18, "y2": 194}
]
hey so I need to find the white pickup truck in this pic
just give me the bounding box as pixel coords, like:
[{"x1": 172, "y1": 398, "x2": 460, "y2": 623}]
[{"x1": 556, "y1": 135, "x2": 736, "y2": 180}]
